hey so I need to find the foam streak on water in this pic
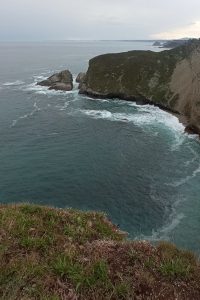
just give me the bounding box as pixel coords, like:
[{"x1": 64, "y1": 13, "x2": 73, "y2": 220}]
[
  {"x1": 2, "y1": 80, "x2": 25, "y2": 86},
  {"x1": 169, "y1": 164, "x2": 200, "y2": 187},
  {"x1": 135, "y1": 197, "x2": 185, "y2": 242},
  {"x1": 10, "y1": 102, "x2": 41, "y2": 128}
]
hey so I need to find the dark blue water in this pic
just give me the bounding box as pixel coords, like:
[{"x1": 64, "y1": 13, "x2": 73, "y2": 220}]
[{"x1": 0, "y1": 41, "x2": 200, "y2": 253}]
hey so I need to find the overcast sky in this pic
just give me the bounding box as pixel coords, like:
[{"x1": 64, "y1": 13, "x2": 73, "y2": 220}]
[{"x1": 1, "y1": 0, "x2": 200, "y2": 40}]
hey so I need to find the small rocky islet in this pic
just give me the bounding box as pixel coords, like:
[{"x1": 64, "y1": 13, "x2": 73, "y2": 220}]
[
  {"x1": 37, "y1": 39, "x2": 200, "y2": 135},
  {"x1": 37, "y1": 69, "x2": 73, "y2": 91}
]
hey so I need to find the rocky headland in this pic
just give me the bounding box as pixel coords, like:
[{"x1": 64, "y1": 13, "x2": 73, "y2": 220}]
[
  {"x1": 79, "y1": 39, "x2": 200, "y2": 135},
  {"x1": 153, "y1": 39, "x2": 189, "y2": 49},
  {"x1": 37, "y1": 70, "x2": 73, "y2": 91}
]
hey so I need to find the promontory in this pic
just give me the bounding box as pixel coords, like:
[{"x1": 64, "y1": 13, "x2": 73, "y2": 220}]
[{"x1": 80, "y1": 39, "x2": 200, "y2": 134}]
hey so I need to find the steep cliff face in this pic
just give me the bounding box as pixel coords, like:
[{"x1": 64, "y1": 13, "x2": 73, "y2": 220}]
[
  {"x1": 80, "y1": 39, "x2": 200, "y2": 133},
  {"x1": 170, "y1": 49, "x2": 200, "y2": 132}
]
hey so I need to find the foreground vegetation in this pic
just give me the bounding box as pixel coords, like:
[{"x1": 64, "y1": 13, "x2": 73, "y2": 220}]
[{"x1": 0, "y1": 204, "x2": 200, "y2": 299}]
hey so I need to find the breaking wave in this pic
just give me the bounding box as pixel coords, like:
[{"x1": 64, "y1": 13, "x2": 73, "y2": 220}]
[
  {"x1": 78, "y1": 106, "x2": 185, "y2": 134},
  {"x1": 22, "y1": 82, "x2": 78, "y2": 96}
]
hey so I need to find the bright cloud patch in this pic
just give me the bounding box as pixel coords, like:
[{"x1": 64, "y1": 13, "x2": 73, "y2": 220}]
[{"x1": 151, "y1": 21, "x2": 200, "y2": 39}]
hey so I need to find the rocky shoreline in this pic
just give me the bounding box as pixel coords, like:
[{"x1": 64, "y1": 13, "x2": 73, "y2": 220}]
[
  {"x1": 79, "y1": 39, "x2": 200, "y2": 135},
  {"x1": 37, "y1": 39, "x2": 200, "y2": 136},
  {"x1": 80, "y1": 89, "x2": 198, "y2": 135}
]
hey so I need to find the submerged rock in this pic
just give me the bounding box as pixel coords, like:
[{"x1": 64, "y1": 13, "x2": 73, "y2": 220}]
[
  {"x1": 80, "y1": 39, "x2": 200, "y2": 134},
  {"x1": 37, "y1": 70, "x2": 73, "y2": 91}
]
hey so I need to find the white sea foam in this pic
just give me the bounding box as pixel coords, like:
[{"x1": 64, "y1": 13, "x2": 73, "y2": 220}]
[
  {"x1": 3, "y1": 80, "x2": 25, "y2": 86},
  {"x1": 139, "y1": 213, "x2": 185, "y2": 242},
  {"x1": 129, "y1": 102, "x2": 185, "y2": 132},
  {"x1": 171, "y1": 135, "x2": 186, "y2": 151},
  {"x1": 55, "y1": 101, "x2": 70, "y2": 111},
  {"x1": 169, "y1": 164, "x2": 200, "y2": 187},
  {"x1": 84, "y1": 96, "x2": 110, "y2": 103},
  {"x1": 22, "y1": 81, "x2": 79, "y2": 96},
  {"x1": 184, "y1": 146, "x2": 199, "y2": 167},
  {"x1": 73, "y1": 75, "x2": 79, "y2": 90},
  {"x1": 80, "y1": 109, "x2": 113, "y2": 119},
  {"x1": 135, "y1": 197, "x2": 185, "y2": 242},
  {"x1": 10, "y1": 102, "x2": 41, "y2": 128},
  {"x1": 78, "y1": 107, "x2": 185, "y2": 135},
  {"x1": 78, "y1": 105, "x2": 187, "y2": 156}
]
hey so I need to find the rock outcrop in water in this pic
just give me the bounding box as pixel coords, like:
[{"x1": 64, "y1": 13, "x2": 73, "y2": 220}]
[
  {"x1": 37, "y1": 70, "x2": 73, "y2": 91},
  {"x1": 76, "y1": 72, "x2": 86, "y2": 89},
  {"x1": 76, "y1": 72, "x2": 86, "y2": 83},
  {"x1": 80, "y1": 39, "x2": 200, "y2": 134}
]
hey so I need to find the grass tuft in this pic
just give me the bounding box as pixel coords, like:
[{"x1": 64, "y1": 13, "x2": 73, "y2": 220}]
[{"x1": 159, "y1": 258, "x2": 192, "y2": 279}]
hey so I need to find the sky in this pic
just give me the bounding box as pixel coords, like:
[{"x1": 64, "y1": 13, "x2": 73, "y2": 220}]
[{"x1": 1, "y1": 0, "x2": 200, "y2": 41}]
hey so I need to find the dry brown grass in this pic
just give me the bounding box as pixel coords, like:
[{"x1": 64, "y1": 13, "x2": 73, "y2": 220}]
[{"x1": 0, "y1": 204, "x2": 200, "y2": 299}]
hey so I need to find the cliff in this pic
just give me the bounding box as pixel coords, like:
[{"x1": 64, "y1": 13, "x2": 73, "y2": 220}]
[
  {"x1": 1, "y1": 204, "x2": 200, "y2": 299},
  {"x1": 80, "y1": 39, "x2": 200, "y2": 134}
]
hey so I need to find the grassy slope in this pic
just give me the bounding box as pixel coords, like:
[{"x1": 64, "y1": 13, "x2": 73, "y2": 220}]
[
  {"x1": 0, "y1": 204, "x2": 200, "y2": 300},
  {"x1": 86, "y1": 50, "x2": 178, "y2": 104}
]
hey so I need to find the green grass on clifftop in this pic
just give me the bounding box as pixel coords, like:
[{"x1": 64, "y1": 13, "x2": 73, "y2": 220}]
[{"x1": 0, "y1": 204, "x2": 200, "y2": 299}]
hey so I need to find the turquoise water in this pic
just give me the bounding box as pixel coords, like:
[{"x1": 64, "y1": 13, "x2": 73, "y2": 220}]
[{"x1": 0, "y1": 41, "x2": 200, "y2": 253}]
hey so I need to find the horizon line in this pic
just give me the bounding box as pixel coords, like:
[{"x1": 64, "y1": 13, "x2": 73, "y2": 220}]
[{"x1": 0, "y1": 38, "x2": 193, "y2": 43}]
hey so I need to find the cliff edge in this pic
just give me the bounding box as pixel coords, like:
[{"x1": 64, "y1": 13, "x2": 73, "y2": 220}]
[
  {"x1": 0, "y1": 204, "x2": 200, "y2": 299},
  {"x1": 80, "y1": 39, "x2": 200, "y2": 134}
]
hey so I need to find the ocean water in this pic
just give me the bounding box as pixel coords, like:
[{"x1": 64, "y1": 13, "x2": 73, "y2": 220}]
[{"x1": 0, "y1": 40, "x2": 200, "y2": 253}]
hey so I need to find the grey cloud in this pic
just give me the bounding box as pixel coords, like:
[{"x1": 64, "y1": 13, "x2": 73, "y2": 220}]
[{"x1": 1, "y1": 0, "x2": 200, "y2": 40}]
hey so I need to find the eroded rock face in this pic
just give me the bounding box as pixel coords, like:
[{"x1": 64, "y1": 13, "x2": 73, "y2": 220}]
[
  {"x1": 76, "y1": 72, "x2": 86, "y2": 90},
  {"x1": 80, "y1": 39, "x2": 200, "y2": 133},
  {"x1": 76, "y1": 72, "x2": 86, "y2": 83},
  {"x1": 37, "y1": 70, "x2": 73, "y2": 91}
]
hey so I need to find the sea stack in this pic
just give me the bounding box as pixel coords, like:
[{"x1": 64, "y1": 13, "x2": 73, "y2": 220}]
[{"x1": 37, "y1": 70, "x2": 73, "y2": 91}]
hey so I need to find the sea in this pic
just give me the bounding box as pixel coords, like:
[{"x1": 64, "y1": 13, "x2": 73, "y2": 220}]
[{"x1": 0, "y1": 40, "x2": 200, "y2": 253}]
